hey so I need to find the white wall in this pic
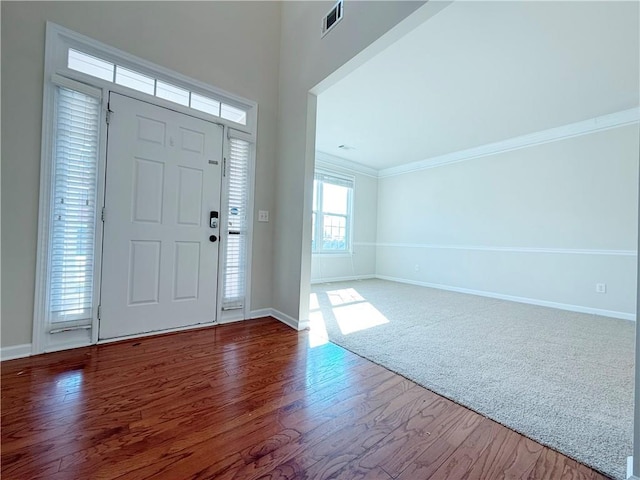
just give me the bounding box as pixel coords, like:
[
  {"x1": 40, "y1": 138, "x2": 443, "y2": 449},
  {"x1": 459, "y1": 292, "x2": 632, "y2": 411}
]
[
  {"x1": 376, "y1": 125, "x2": 639, "y2": 318},
  {"x1": 275, "y1": 1, "x2": 446, "y2": 326},
  {"x1": 311, "y1": 160, "x2": 378, "y2": 283},
  {"x1": 1, "y1": 1, "x2": 281, "y2": 347}
]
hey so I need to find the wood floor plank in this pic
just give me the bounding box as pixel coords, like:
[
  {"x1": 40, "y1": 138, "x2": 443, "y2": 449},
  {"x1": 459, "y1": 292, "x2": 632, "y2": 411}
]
[
  {"x1": 114, "y1": 366, "x2": 396, "y2": 480},
  {"x1": 428, "y1": 417, "x2": 543, "y2": 480},
  {"x1": 332, "y1": 464, "x2": 393, "y2": 480},
  {"x1": 352, "y1": 394, "x2": 453, "y2": 475},
  {"x1": 49, "y1": 347, "x2": 373, "y2": 478},
  {"x1": 530, "y1": 448, "x2": 602, "y2": 480},
  {"x1": 1, "y1": 317, "x2": 611, "y2": 480},
  {"x1": 394, "y1": 403, "x2": 484, "y2": 479},
  {"x1": 296, "y1": 386, "x2": 437, "y2": 479}
]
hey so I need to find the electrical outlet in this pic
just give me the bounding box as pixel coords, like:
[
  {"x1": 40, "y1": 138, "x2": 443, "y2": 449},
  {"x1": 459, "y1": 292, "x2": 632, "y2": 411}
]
[
  {"x1": 596, "y1": 283, "x2": 607, "y2": 294},
  {"x1": 414, "y1": 264, "x2": 420, "y2": 272},
  {"x1": 258, "y1": 210, "x2": 269, "y2": 222}
]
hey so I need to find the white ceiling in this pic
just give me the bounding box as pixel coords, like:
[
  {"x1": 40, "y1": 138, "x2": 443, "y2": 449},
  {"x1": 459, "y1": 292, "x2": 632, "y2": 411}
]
[{"x1": 315, "y1": 1, "x2": 639, "y2": 171}]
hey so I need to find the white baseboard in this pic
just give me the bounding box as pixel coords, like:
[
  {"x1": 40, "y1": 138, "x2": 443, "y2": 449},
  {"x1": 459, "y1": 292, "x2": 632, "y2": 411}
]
[
  {"x1": 627, "y1": 456, "x2": 640, "y2": 479},
  {"x1": 1, "y1": 343, "x2": 32, "y2": 361},
  {"x1": 1, "y1": 311, "x2": 306, "y2": 361},
  {"x1": 217, "y1": 316, "x2": 247, "y2": 325},
  {"x1": 311, "y1": 274, "x2": 375, "y2": 285},
  {"x1": 259, "y1": 308, "x2": 309, "y2": 331},
  {"x1": 250, "y1": 308, "x2": 273, "y2": 319},
  {"x1": 43, "y1": 340, "x2": 93, "y2": 354},
  {"x1": 298, "y1": 318, "x2": 310, "y2": 330},
  {"x1": 375, "y1": 275, "x2": 635, "y2": 321}
]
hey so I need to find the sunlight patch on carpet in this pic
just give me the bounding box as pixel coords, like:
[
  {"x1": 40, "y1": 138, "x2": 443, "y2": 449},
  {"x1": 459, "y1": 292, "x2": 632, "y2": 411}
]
[
  {"x1": 327, "y1": 288, "x2": 365, "y2": 306},
  {"x1": 333, "y1": 301, "x2": 389, "y2": 335}
]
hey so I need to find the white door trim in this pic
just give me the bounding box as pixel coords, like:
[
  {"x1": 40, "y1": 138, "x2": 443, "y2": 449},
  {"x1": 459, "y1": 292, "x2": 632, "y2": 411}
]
[
  {"x1": 33, "y1": 23, "x2": 258, "y2": 354},
  {"x1": 99, "y1": 92, "x2": 224, "y2": 339}
]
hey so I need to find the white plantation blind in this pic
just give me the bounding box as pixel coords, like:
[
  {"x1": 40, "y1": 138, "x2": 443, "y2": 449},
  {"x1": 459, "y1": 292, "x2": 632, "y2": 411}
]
[
  {"x1": 223, "y1": 137, "x2": 250, "y2": 310},
  {"x1": 49, "y1": 87, "x2": 101, "y2": 323}
]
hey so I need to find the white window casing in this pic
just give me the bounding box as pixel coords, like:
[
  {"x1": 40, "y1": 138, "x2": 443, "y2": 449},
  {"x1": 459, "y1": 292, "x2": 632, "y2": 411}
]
[
  {"x1": 222, "y1": 136, "x2": 251, "y2": 310},
  {"x1": 49, "y1": 86, "x2": 101, "y2": 325},
  {"x1": 312, "y1": 170, "x2": 355, "y2": 254},
  {"x1": 34, "y1": 72, "x2": 107, "y2": 353},
  {"x1": 219, "y1": 127, "x2": 255, "y2": 322}
]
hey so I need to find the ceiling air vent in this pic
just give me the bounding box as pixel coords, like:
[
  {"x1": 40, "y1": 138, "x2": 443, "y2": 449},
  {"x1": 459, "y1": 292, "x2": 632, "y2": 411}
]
[{"x1": 322, "y1": 0, "x2": 344, "y2": 38}]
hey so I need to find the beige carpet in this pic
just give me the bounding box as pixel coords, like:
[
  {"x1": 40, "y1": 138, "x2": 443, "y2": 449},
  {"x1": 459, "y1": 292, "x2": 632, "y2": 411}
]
[{"x1": 309, "y1": 279, "x2": 634, "y2": 480}]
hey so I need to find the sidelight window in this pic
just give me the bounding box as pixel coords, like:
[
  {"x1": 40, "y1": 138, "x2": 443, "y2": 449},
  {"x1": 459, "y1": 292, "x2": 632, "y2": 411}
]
[
  {"x1": 49, "y1": 86, "x2": 101, "y2": 324},
  {"x1": 222, "y1": 137, "x2": 251, "y2": 310}
]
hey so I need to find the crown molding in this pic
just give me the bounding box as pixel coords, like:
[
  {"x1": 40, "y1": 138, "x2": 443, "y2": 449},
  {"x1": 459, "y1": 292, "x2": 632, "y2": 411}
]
[
  {"x1": 378, "y1": 107, "x2": 640, "y2": 178},
  {"x1": 315, "y1": 151, "x2": 379, "y2": 177}
]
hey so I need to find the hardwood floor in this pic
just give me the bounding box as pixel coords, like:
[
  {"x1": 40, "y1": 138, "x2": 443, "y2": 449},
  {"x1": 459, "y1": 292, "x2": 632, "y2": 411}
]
[{"x1": 1, "y1": 317, "x2": 609, "y2": 480}]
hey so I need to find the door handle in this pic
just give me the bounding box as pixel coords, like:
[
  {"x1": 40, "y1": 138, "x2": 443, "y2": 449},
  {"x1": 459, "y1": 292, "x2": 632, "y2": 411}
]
[{"x1": 209, "y1": 235, "x2": 218, "y2": 243}]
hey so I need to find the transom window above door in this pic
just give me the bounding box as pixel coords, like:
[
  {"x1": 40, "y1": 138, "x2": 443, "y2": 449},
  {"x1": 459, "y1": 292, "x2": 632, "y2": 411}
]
[{"x1": 67, "y1": 49, "x2": 248, "y2": 125}]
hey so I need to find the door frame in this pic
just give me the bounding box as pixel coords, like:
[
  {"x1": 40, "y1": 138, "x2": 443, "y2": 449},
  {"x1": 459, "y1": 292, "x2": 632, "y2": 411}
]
[
  {"x1": 99, "y1": 91, "x2": 226, "y2": 340},
  {"x1": 33, "y1": 23, "x2": 257, "y2": 354}
]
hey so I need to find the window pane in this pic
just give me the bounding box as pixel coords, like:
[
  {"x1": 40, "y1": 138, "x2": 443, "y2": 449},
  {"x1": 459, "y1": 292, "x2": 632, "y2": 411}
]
[
  {"x1": 322, "y1": 215, "x2": 347, "y2": 250},
  {"x1": 221, "y1": 103, "x2": 247, "y2": 125},
  {"x1": 191, "y1": 93, "x2": 221, "y2": 116},
  {"x1": 322, "y1": 183, "x2": 348, "y2": 215},
  {"x1": 115, "y1": 66, "x2": 154, "y2": 95},
  {"x1": 156, "y1": 80, "x2": 189, "y2": 106},
  {"x1": 68, "y1": 49, "x2": 114, "y2": 82}
]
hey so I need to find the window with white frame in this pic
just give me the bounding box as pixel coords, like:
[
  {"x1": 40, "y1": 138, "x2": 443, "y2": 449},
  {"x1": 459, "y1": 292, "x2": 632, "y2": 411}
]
[
  {"x1": 312, "y1": 171, "x2": 354, "y2": 253},
  {"x1": 67, "y1": 48, "x2": 249, "y2": 125},
  {"x1": 49, "y1": 85, "x2": 101, "y2": 325},
  {"x1": 222, "y1": 136, "x2": 251, "y2": 310}
]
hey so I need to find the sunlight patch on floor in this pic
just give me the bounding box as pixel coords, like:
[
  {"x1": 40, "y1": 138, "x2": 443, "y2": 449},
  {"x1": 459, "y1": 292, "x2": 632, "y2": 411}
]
[
  {"x1": 310, "y1": 288, "x2": 389, "y2": 343},
  {"x1": 309, "y1": 292, "x2": 320, "y2": 311},
  {"x1": 334, "y1": 302, "x2": 389, "y2": 335},
  {"x1": 309, "y1": 292, "x2": 329, "y2": 348},
  {"x1": 327, "y1": 288, "x2": 365, "y2": 307},
  {"x1": 308, "y1": 309, "x2": 329, "y2": 348}
]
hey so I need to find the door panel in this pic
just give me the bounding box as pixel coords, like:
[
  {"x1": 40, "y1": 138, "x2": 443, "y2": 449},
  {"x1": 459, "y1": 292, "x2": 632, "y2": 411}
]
[{"x1": 100, "y1": 93, "x2": 223, "y2": 340}]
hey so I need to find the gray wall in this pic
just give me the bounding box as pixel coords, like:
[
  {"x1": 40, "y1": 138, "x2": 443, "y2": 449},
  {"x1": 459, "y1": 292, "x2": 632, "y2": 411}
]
[
  {"x1": 274, "y1": 1, "x2": 433, "y2": 324},
  {"x1": 1, "y1": 1, "x2": 281, "y2": 347},
  {"x1": 376, "y1": 125, "x2": 639, "y2": 317}
]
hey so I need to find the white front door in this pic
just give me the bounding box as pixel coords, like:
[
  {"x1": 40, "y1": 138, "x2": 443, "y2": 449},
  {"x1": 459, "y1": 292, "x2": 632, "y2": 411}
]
[{"x1": 99, "y1": 93, "x2": 223, "y2": 340}]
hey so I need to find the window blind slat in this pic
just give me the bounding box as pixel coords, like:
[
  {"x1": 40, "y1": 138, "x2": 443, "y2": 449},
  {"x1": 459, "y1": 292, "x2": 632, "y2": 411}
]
[
  {"x1": 49, "y1": 87, "x2": 100, "y2": 323},
  {"x1": 223, "y1": 138, "x2": 250, "y2": 309}
]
